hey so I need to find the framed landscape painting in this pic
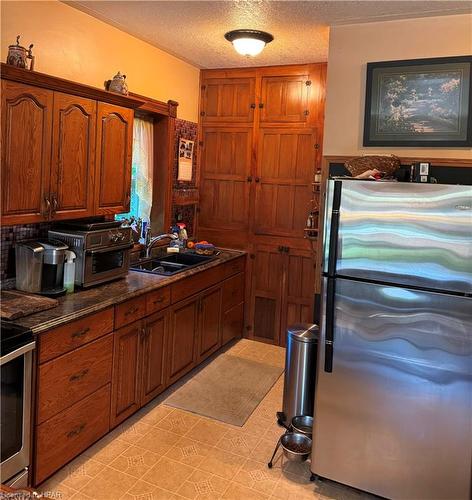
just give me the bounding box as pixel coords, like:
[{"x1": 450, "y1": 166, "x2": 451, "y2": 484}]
[{"x1": 363, "y1": 56, "x2": 472, "y2": 147}]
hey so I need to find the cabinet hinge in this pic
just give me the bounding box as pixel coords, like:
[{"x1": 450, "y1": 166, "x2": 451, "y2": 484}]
[
  {"x1": 304, "y1": 110, "x2": 310, "y2": 116},
  {"x1": 305, "y1": 80, "x2": 312, "y2": 86}
]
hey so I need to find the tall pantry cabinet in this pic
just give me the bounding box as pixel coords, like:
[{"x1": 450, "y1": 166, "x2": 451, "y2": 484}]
[{"x1": 198, "y1": 64, "x2": 326, "y2": 346}]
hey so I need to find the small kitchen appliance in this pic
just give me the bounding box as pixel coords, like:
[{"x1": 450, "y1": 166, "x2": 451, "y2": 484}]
[
  {"x1": 48, "y1": 225, "x2": 133, "y2": 288},
  {"x1": 0, "y1": 321, "x2": 35, "y2": 487},
  {"x1": 15, "y1": 239, "x2": 68, "y2": 296}
]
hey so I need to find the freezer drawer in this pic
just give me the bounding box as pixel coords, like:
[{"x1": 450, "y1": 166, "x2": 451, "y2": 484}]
[
  {"x1": 313, "y1": 277, "x2": 472, "y2": 500},
  {"x1": 323, "y1": 180, "x2": 472, "y2": 293}
]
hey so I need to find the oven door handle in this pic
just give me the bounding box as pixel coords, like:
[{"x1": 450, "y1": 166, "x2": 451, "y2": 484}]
[
  {"x1": 85, "y1": 243, "x2": 133, "y2": 255},
  {"x1": 0, "y1": 341, "x2": 36, "y2": 366}
]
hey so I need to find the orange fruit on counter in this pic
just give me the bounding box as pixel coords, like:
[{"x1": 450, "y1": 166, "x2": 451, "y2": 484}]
[{"x1": 187, "y1": 241, "x2": 195, "y2": 249}]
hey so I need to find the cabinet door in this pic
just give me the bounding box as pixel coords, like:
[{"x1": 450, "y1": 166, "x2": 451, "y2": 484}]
[
  {"x1": 199, "y1": 127, "x2": 252, "y2": 231},
  {"x1": 110, "y1": 322, "x2": 142, "y2": 428},
  {"x1": 168, "y1": 296, "x2": 199, "y2": 384},
  {"x1": 95, "y1": 102, "x2": 133, "y2": 215},
  {"x1": 254, "y1": 128, "x2": 315, "y2": 238},
  {"x1": 141, "y1": 311, "x2": 168, "y2": 406},
  {"x1": 222, "y1": 302, "x2": 244, "y2": 346},
  {"x1": 260, "y1": 75, "x2": 309, "y2": 124},
  {"x1": 201, "y1": 78, "x2": 255, "y2": 123},
  {"x1": 50, "y1": 92, "x2": 96, "y2": 220},
  {"x1": 198, "y1": 285, "x2": 222, "y2": 362},
  {"x1": 1, "y1": 80, "x2": 53, "y2": 224},
  {"x1": 250, "y1": 245, "x2": 285, "y2": 344},
  {"x1": 280, "y1": 248, "x2": 316, "y2": 347}
]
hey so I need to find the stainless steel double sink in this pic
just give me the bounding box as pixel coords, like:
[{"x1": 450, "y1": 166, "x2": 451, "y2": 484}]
[{"x1": 130, "y1": 252, "x2": 216, "y2": 276}]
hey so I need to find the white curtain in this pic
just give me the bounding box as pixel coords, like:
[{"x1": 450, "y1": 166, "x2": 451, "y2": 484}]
[{"x1": 132, "y1": 116, "x2": 154, "y2": 221}]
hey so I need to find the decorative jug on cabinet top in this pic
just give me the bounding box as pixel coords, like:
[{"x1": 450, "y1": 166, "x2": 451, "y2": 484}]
[
  {"x1": 105, "y1": 71, "x2": 129, "y2": 95},
  {"x1": 7, "y1": 35, "x2": 35, "y2": 70}
]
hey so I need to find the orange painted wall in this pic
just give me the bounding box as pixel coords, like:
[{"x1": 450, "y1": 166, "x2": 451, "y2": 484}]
[
  {"x1": 323, "y1": 14, "x2": 472, "y2": 158},
  {"x1": 0, "y1": 0, "x2": 200, "y2": 122}
]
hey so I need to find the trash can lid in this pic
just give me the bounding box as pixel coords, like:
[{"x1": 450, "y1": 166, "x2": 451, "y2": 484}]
[{"x1": 287, "y1": 323, "x2": 319, "y2": 343}]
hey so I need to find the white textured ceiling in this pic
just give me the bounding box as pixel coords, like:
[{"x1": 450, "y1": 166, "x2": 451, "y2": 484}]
[{"x1": 66, "y1": 1, "x2": 472, "y2": 68}]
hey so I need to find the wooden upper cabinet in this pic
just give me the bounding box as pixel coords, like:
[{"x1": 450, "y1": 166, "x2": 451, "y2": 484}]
[
  {"x1": 201, "y1": 78, "x2": 255, "y2": 123},
  {"x1": 260, "y1": 75, "x2": 310, "y2": 124},
  {"x1": 95, "y1": 102, "x2": 133, "y2": 215},
  {"x1": 254, "y1": 128, "x2": 316, "y2": 238},
  {"x1": 1, "y1": 80, "x2": 53, "y2": 224},
  {"x1": 199, "y1": 127, "x2": 252, "y2": 230},
  {"x1": 50, "y1": 93, "x2": 96, "y2": 220}
]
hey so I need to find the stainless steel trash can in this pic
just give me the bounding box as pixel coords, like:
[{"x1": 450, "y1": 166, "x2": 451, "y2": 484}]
[{"x1": 280, "y1": 323, "x2": 318, "y2": 426}]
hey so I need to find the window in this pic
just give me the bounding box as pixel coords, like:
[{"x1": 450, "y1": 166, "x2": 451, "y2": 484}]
[{"x1": 117, "y1": 116, "x2": 154, "y2": 222}]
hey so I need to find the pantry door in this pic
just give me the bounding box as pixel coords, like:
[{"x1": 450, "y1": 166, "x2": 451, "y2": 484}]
[
  {"x1": 254, "y1": 128, "x2": 316, "y2": 238},
  {"x1": 199, "y1": 127, "x2": 253, "y2": 233}
]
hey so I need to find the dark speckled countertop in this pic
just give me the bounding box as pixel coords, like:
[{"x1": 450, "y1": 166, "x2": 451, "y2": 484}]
[{"x1": 12, "y1": 249, "x2": 245, "y2": 334}]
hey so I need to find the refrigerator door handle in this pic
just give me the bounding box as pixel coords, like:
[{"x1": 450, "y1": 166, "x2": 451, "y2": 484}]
[
  {"x1": 324, "y1": 278, "x2": 335, "y2": 373},
  {"x1": 327, "y1": 180, "x2": 342, "y2": 277}
]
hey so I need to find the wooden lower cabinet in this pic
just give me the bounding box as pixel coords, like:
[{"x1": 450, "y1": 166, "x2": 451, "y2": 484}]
[
  {"x1": 251, "y1": 245, "x2": 285, "y2": 345},
  {"x1": 33, "y1": 260, "x2": 246, "y2": 486},
  {"x1": 35, "y1": 384, "x2": 111, "y2": 485},
  {"x1": 222, "y1": 302, "x2": 244, "y2": 346},
  {"x1": 141, "y1": 311, "x2": 168, "y2": 406},
  {"x1": 198, "y1": 285, "x2": 222, "y2": 362},
  {"x1": 250, "y1": 245, "x2": 315, "y2": 346},
  {"x1": 168, "y1": 296, "x2": 199, "y2": 385},
  {"x1": 110, "y1": 323, "x2": 142, "y2": 428}
]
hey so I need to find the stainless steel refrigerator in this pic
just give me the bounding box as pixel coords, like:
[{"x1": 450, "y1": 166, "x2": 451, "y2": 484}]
[{"x1": 312, "y1": 179, "x2": 472, "y2": 500}]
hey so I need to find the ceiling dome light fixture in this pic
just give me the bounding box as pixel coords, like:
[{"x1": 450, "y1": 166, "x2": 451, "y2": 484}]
[{"x1": 224, "y1": 29, "x2": 274, "y2": 57}]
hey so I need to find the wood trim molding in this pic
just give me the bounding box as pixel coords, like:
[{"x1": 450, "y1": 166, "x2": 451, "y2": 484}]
[
  {"x1": 128, "y1": 93, "x2": 179, "y2": 117},
  {"x1": 323, "y1": 155, "x2": 472, "y2": 168},
  {"x1": 1, "y1": 63, "x2": 145, "y2": 109}
]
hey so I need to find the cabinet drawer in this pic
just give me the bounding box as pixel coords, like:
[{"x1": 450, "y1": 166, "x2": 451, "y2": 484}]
[
  {"x1": 115, "y1": 296, "x2": 146, "y2": 329},
  {"x1": 38, "y1": 308, "x2": 114, "y2": 363},
  {"x1": 222, "y1": 302, "x2": 244, "y2": 346},
  {"x1": 223, "y1": 273, "x2": 244, "y2": 311},
  {"x1": 171, "y1": 264, "x2": 225, "y2": 304},
  {"x1": 37, "y1": 334, "x2": 113, "y2": 424},
  {"x1": 35, "y1": 384, "x2": 111, "y2": 485},
  {"x1": 146, "y1": 287, "x2": 171, "y2": 315},
  {"x1": 224, "y1": 256, "x2": 245, "y2": 278}
]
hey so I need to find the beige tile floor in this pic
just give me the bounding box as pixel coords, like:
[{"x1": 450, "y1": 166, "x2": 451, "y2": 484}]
[{"x1": 37, "y1": 339, "x2": 376, "y2": 500}]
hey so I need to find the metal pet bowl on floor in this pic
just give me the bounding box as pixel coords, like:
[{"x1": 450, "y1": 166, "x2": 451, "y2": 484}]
[
  {"x1": 280, "y1": 432, "x2": 312, "y2": 462},
  {"x1": 291, "y1": 415, "x2": 314, "y2": 438}
]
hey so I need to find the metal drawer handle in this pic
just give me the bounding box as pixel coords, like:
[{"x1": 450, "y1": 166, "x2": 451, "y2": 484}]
[
  {"x1": 66, "y1": 423, "x2": 86, "y2": 439},
  {"x1": 72, "y1": 327, "x2": 90, "y2": 339},
  {"x1": 125, "y1": 306, "x2": 139, "y2": 316},
  {"x1": 69, "y1": 368, "x2": 89, "y2": 382}
]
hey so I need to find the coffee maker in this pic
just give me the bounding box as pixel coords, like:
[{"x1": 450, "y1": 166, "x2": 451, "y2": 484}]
[{"x1": 15, "y1": 239, "x2": 69, "y2": 296}]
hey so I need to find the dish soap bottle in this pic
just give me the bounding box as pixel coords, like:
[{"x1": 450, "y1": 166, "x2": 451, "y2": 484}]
[{"x1": 63, "y1": 250, "x2": 76, "y2": 294}]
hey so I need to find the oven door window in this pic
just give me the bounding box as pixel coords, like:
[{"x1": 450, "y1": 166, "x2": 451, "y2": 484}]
[
  {"x1": 91, "y1": 249, "x2": 125, "y2": 275},
  {"x1": 1, "y1": 357, "x2": 24, "y2": 462}
]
